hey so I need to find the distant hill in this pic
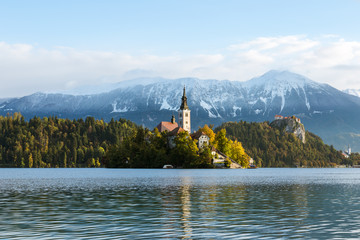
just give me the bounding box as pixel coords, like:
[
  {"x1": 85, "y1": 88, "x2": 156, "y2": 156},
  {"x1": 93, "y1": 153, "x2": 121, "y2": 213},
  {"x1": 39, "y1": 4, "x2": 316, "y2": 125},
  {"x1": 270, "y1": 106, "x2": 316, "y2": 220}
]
[
  {"x1": 1, "y1": 70, "x2": 360, "y2": 151},
  {"x1": 216, "y1": 121, "x2": 346, "y2": 167}
]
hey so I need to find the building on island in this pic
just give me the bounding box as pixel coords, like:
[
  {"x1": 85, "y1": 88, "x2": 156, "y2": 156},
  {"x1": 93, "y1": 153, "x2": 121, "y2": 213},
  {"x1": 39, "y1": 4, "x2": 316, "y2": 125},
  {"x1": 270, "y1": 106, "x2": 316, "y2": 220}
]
[
  {"x1": 156, "y1": 115, "x2": 178, "y2": 133},
  {"x1": 274, "y1": 114, "x2": 301, "y2": 123},
  {"x1": 191, "y1": 131, "x2": 210, "y2": 149},
  {"x1": 342, "y1": 145, "x2": 352, "y2": 158},
  {"x1": 346, "y1": 145, "x2": 351, "y2": 155},
  {"x1": 178, "y1": 86, "x2": 191, "y2": 133},
  {"x1": 155, "y1": 86, "x2": 245, "y2": 169},
  {"x1": 157, "y1": 87, "x2": 190, "y2": 133},
  {"x1": 155, "y1": 87, "x2": 189, "y2": 148}
]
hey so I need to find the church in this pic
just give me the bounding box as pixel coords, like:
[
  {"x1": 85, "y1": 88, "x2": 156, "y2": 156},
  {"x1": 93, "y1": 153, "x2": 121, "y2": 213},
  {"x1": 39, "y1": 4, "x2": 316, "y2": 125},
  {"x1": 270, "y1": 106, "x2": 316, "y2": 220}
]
[
  {"x1": 156, "y1": 86, "x2": 191, "y2": 134},
  {"x1": 155, "y1": 86, "x2": 243, "y2": 168},
  {"x1": 156, "y1": 86, "x2": 210, "y2": 151}
]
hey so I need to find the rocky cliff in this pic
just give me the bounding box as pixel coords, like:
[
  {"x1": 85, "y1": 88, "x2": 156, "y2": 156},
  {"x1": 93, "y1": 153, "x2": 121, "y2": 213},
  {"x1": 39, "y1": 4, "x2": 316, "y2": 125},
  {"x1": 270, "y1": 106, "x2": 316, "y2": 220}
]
[{"x1": 270, "y1": 117, "x2": 306, "y2": 143}]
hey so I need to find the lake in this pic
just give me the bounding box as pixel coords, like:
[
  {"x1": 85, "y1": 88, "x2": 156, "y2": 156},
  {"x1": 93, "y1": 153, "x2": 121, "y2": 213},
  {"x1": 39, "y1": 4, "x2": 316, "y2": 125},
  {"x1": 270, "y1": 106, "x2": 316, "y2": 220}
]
[{"x1": 1, "y1": 168, "x2": 360, "y2": 239}]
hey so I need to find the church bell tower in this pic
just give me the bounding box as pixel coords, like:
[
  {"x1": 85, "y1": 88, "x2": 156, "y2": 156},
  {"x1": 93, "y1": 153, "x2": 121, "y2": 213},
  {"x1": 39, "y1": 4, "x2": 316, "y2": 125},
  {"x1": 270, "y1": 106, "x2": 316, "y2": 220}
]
[{"x1": 179, "y1": 86, "x2": 191, "y2": 133}]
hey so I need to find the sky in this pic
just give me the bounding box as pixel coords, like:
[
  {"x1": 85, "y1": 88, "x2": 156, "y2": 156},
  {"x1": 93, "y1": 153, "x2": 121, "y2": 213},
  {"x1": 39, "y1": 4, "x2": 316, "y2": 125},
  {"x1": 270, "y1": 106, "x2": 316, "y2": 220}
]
[{"x1": 1, "y1": 0, "x2": 360, "y2": 97}]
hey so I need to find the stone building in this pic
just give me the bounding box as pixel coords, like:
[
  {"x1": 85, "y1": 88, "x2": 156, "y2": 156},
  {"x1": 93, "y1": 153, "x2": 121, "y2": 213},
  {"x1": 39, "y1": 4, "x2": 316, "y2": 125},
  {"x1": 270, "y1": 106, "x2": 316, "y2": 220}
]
[{"x1": 191, "y1": 131, "x2": 210, "y2": 149}]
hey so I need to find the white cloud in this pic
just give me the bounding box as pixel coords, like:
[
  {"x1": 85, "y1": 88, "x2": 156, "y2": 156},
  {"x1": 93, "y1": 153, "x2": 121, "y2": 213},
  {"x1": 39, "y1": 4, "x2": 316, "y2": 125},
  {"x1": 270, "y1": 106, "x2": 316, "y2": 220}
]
[
  {"x1": 1, "y1": 36, "x2": 360, "y2": 98},
  {"x1": 229, "y1": 35, "x2": 318, "y2": 54}
]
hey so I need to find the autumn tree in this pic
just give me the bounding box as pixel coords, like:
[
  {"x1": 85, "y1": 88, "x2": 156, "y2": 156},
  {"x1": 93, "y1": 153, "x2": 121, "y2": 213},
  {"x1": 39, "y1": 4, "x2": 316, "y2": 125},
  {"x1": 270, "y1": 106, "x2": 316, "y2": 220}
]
[
  {"x1": 228, "y1": 140, "x2": 249, "y2": 167},
  {"x1": 198, "y1": 124, "x2": 216, "y2": 144}
]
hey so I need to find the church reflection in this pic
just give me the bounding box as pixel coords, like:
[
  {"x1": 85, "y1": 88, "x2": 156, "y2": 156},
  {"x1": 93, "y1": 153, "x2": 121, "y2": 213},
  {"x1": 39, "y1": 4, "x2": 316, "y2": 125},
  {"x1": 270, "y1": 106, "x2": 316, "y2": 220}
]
[
  {"x1": 158, "y1": 176, "x2": 195, "y2": 238},
  {"x1": 180, "y1": 177, "x2": 192, "y2": 239},
  {"x1": 158, "y1": 175, "x2": 312, "y2": 238}
]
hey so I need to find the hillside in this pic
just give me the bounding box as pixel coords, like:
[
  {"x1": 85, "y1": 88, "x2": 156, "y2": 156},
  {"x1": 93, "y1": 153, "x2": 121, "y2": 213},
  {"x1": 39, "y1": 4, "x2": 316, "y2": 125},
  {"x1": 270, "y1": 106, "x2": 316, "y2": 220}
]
[
  {"x1": 0, "y1": 114, "x2": 137, "y2": 168},
  {"x1": 0, "y1": 113, "x2": 352, "y2": 168},
  {"x1": 216, "y1": 121, "x2": 347, "y2": 167}
]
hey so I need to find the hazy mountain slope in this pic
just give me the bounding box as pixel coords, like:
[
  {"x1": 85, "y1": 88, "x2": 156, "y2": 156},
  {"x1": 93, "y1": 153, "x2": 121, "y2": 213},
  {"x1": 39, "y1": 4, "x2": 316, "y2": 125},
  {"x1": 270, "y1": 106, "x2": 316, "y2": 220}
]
[{"x1": 343, "y1": 89, "x2": 360, "y2": 98}]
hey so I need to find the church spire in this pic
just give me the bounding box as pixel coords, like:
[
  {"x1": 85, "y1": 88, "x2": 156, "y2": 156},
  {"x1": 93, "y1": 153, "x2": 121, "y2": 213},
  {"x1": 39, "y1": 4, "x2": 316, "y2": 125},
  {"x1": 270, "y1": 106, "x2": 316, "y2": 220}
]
[
  {"x1": 178, "y1": 85, "x2": 191, "y2": 133},
  {"x1": 180, "y1": 86, "x2": 189, "y2": 110}
]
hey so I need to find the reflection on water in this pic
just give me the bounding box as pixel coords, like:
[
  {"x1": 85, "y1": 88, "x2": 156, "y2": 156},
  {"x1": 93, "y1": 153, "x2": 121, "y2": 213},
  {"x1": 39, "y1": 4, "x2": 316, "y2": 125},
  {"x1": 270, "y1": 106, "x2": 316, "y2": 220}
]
[
  {"x1": 1, "y1": 168, "x2": 360, "y2": 239},
  {"x1": 180, "y1": 177, "x2": 192, "y2": 239}
]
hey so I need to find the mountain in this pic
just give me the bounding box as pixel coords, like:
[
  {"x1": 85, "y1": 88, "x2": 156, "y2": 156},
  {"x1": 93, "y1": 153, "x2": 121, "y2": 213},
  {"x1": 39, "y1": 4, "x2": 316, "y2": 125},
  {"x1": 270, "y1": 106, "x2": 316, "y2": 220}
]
[
  {"x1": 1, "y1": 70, "x2": 360, "y2": 152},
  {"x1": 343, "y1": 89, "x2": 360, "y2": 98}
]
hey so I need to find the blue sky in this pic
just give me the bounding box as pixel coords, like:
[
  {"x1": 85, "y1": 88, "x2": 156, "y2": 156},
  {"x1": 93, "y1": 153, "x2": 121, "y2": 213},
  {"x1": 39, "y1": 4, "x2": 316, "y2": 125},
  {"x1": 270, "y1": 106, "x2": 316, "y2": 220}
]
[{"x1": 0, "y1": 0, "x2": 360, "y2": 97}]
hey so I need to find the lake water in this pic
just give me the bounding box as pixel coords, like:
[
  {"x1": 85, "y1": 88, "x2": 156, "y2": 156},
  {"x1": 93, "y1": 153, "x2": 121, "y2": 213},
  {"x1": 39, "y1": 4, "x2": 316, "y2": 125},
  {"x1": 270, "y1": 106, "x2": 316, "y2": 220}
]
[{"x1": 1, "y1": 168, "x2": 360, "y2": 239}]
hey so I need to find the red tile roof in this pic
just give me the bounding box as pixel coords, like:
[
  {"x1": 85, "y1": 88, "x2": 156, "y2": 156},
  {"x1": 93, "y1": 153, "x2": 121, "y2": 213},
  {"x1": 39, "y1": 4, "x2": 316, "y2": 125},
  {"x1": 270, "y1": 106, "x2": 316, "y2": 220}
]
[
  {"x1": 168, "y1": 126, "x2": 185, "y2": 136},
  {"x1": 156, "y1": 121, "x2": 178, "y2": 132}
]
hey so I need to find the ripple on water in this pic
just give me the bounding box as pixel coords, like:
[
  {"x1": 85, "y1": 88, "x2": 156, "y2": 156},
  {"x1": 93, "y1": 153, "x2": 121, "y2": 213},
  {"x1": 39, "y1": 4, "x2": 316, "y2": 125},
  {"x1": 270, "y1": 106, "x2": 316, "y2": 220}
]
[{"x1": 1, "y1": 168, "x2": 360, "y2": 239}]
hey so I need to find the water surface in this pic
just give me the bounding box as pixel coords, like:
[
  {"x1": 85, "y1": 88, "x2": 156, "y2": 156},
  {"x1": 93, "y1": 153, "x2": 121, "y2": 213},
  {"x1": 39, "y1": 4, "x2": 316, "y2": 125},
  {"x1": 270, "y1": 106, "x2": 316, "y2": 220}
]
[{"x1": 1, "y1": 168, "x2": 360, "y2": 239}]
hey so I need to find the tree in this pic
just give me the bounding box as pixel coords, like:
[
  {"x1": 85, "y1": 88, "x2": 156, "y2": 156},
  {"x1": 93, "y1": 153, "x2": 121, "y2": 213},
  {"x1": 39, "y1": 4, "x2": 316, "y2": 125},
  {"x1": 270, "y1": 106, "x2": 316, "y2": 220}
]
[
  {"x1": 198, "y1": 124, "x2": 216, "y2": 144},
  {"x1": 215, "y1": 121, "x2": 345, "y2": 168},
  {"x1": 229, "y1": 140, "x2": 249, "y2": 167},
  {"x1": 214, "y1": 129, "x2": 231, "y2": 155},
  {"x1": 195, "y1": 146, "x2": 213, "y2": 168},
  {"x1": 171, "y1": 131, "x2": 199, "y2": 167}
]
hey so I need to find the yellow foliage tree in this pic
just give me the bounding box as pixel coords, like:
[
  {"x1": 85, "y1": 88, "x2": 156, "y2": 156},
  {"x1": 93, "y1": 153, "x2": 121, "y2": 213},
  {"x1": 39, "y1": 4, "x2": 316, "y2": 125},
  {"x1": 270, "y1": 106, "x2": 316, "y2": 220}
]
[
  {"x1": 198, "y1": 124, "x2": 216, "y2": 144},
  {"x1": 228, "y1": 140, "x2": 249, "y2": 167}
]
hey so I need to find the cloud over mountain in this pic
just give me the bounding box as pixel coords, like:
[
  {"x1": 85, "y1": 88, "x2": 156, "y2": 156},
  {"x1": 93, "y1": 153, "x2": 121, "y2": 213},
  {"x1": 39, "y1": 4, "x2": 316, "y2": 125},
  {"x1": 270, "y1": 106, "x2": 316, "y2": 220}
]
[{"x1": 1, "y1": 35, "x2": 360, "y2": 98}]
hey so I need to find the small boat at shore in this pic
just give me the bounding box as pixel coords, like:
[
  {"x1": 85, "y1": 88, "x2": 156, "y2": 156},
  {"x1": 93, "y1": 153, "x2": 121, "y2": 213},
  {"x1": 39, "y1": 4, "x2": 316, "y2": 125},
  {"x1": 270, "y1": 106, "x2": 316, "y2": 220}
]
[
  {"x1": 163, "y1": 165, "x2": 174, "y2": 169},
  {"x1": 248, "y1": 165, "x2": 257, "y2": 169}
]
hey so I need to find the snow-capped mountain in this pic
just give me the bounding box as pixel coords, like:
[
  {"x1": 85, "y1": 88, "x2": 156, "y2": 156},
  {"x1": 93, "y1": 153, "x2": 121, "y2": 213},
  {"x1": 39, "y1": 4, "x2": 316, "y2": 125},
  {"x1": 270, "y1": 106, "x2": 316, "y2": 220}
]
[
  {"x1": 2, "y1": 70, "x2": 360, "y2": 151},
  {"x1": 51, "y1": 77, "x2": 168, "y2": 96},
  {"x1": 343, "y1": 89, "x2": 360, "y2": 98},
  {"x1": 243, "y1": 70, "x2": 340, "y2": 116}
]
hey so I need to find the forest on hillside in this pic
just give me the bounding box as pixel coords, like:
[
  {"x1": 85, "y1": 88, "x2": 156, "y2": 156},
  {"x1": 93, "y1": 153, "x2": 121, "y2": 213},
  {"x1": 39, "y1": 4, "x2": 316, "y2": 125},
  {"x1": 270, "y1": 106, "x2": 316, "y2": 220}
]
[
  {"x1": 0, "y1": 114, "x2": 249, "y2": 168},
  {"x1": 0, "y1": 114, "x2": 357, "y2": 168},
  {"x1": 0, "y1": 113, "x2": 137, "y2": 167},
  {"x1": 216, "y1": 121, "x2": 351, "y2": 167}
]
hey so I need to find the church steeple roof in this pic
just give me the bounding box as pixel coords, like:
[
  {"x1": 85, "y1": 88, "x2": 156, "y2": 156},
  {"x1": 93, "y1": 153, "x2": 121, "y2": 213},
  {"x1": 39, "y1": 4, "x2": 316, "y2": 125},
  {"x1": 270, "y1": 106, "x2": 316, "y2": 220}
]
[{"x1": 180, "y1": 86, "x2": 189, "y2": 110}]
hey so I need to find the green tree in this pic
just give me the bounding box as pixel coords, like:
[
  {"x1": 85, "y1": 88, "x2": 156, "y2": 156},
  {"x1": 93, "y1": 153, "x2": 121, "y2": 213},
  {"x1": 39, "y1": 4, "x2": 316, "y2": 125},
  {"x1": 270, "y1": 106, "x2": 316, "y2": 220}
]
[
  {"x1": 171, "y1": 131, "x2": 199, "y2": 168},
  {"x1": 214, "y1": 129, "x2": 231, "y2": 155}
]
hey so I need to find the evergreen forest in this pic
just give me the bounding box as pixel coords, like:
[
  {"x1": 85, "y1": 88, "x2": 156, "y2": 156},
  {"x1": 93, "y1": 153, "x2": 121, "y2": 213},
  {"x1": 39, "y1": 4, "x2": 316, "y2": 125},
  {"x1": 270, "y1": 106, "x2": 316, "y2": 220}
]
[
  {"x1": 0, "y1": 113, "x2": 137, "y2": 167},
  {"x1": 216, "y1": 121, "x2": 351, "y2": 167},
  {"x1": 0, "y1": 113, "x2": 357, "y2": 168}
]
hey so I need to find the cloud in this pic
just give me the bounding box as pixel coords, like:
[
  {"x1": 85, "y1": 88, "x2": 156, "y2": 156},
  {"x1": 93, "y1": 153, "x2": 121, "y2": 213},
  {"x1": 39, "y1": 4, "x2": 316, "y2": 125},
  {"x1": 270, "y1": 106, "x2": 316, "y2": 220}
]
[
  {"x1": 228, "y1": 35, "x2": 319, "y2": 54},
  {"x1": 1, "y1": 35, "x2": 360, "y2": 97},
  {"x1": 225, "y1": 36, "x2": 360, "y2": 88}
]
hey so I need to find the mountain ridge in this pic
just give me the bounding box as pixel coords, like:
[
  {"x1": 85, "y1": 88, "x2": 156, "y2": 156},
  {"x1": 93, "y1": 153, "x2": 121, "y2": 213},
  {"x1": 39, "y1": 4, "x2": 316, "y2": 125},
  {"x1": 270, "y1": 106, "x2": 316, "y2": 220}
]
[
  {"x1": 343, "y1": 89, "x2": 360, "y2": 98},
  {"x1": 1, "y1": 70, "x2": 360, "y2": 152}
]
